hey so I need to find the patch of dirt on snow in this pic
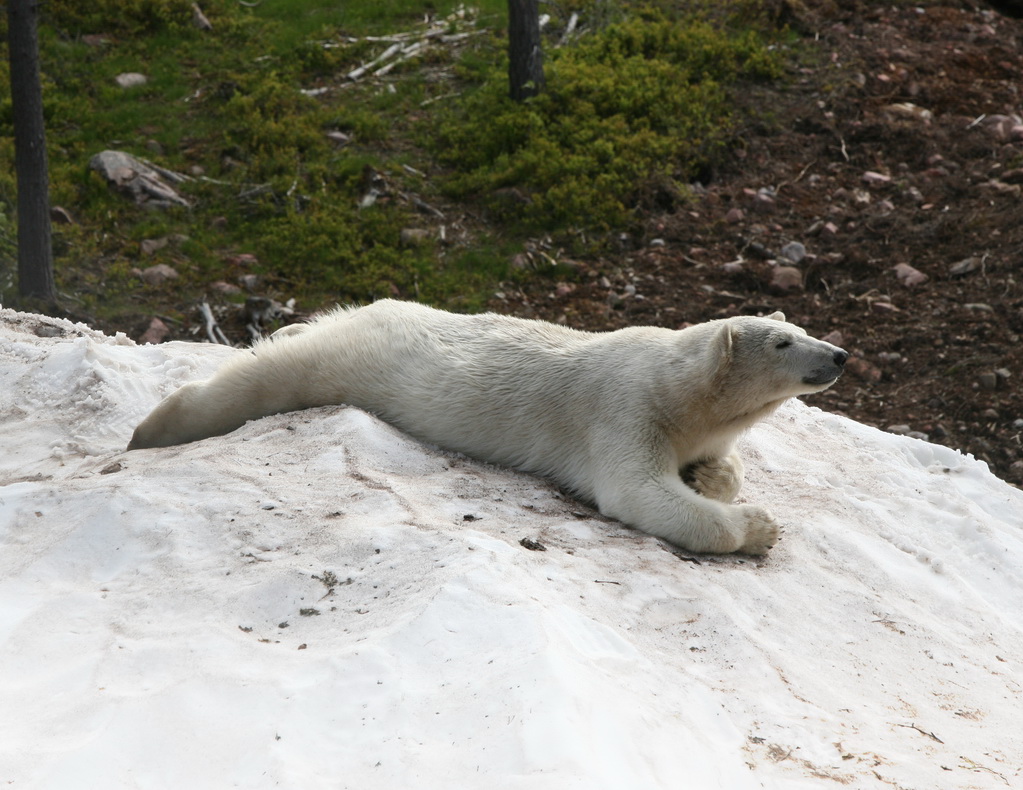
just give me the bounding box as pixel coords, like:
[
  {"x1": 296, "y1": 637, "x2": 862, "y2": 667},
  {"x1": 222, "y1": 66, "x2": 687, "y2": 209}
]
[{"x1": 491, "y1": 1, "x2": 1023, "y2": 487}]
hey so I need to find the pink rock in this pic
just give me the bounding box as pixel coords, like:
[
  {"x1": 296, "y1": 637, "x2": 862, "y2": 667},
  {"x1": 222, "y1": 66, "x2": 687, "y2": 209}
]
[
  {"x1": 210, "y1": 281, "x2": 242, "y2": 296},
  {"x1": 227, "y1": 253, "x2": 259, "y2": 267},
  {"x1": 139, "y1": 317, "x2": 170, "y2": 345},
  {"x1": 893, "y1": 262, "x2": 928, "y2": 287},
  {"x1": 847, "y1": 357, "x2": 882, "y2": 383},
  {"x1": 138, "y1": 264, "x2": 178, "y2": 286},
  {"x1": 862, "y1": 171, "x2": 892, "y2": 185},
  {"x1": 724, "y1": 207, "x2": 745, "y2": 224},
  {"x1": 769, "y1": 265, "x2": 803, "y2": 294}
]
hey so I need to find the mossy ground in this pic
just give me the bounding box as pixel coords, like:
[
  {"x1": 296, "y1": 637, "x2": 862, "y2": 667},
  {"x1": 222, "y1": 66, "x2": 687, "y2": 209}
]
[{"x1": 0, "y1": 0, "x2": 782, "y2": 335}]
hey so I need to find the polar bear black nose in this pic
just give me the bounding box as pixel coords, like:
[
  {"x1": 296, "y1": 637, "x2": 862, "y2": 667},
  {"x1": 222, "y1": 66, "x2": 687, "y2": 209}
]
[{"x1": 834, "y1": 350, "x2": 849, "y2": 366}]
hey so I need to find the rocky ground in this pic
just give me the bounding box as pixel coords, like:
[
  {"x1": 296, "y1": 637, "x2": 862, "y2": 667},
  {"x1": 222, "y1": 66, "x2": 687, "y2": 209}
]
[{"x1": 488, "y1": 1, "x2": 1023, "y2": 487}]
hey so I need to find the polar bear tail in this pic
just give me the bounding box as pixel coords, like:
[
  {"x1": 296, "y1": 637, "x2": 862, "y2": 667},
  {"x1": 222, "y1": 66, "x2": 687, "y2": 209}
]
[{"x1": 127, "y1": 348, "x2": 310, "y2": 450}]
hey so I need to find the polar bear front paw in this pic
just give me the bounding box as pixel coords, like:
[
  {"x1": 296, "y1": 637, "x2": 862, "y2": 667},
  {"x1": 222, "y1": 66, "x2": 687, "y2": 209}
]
[{"x1": 736, "y1": 505, "x2": 779, "y2": 555}]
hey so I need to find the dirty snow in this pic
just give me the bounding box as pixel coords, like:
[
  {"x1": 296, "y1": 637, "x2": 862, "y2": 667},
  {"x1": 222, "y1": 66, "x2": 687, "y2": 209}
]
[{"x1": 1, "y1": 308, "x2": 1021, "y2": 789}]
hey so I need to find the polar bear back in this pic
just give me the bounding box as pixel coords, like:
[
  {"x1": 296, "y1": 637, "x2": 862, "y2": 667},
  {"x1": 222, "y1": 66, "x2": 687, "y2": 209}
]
[{"x1": 260, "y1": 300, "x2": 698, "y2": 497}]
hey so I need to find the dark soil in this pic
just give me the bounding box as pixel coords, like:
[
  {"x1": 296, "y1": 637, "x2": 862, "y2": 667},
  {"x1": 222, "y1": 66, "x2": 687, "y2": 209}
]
[{"x1": 489, "y1": 1, "x2": 1023, "y2": 487}]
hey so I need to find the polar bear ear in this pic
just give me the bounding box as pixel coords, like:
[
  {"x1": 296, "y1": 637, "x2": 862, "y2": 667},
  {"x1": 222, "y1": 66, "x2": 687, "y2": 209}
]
[
  {"x1": 766, "y1": 311, "x2": 786, "y2": 322},
  {"x1": 710, "y1": 321, "x2": 735, "y2": 363}
]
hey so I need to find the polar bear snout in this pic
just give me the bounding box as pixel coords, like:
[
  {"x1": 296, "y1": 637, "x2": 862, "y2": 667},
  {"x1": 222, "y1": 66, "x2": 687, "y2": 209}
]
[{"x1": 801, "y1": 344, "x2": 848, "y2": 387}]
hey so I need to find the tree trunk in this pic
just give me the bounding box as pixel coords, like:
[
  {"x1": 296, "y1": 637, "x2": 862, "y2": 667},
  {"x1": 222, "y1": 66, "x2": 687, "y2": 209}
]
[
  {"x1": 508, "y1": 0, "x2": 544, "y2": 101},
  {"x1": 7, "y1": 0, "x2": 56, "y2": 305}
]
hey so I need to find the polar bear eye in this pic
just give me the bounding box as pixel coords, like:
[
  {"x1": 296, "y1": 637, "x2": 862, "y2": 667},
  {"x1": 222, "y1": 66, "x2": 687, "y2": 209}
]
[{"x1": 775, "y1": 340, "x2": 792, "y2": 349}]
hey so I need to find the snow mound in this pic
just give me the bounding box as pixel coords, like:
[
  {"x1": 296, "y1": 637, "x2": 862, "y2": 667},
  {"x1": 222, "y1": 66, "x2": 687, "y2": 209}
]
[{"x1": 1, "y1": 308, "x2": 1021, "y2": 789}]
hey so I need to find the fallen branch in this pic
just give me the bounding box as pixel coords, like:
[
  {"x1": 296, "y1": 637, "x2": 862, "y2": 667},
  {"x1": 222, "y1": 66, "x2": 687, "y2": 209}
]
[
  {"x1": 342, "y1": 7, "x2": 483, "y2": 83},
  {"x1": 198, "y1": 302, "x2": 232, "y2": 346},
  {"x1": 896, "y1": 722, "x2": 944, "y2": 744}
]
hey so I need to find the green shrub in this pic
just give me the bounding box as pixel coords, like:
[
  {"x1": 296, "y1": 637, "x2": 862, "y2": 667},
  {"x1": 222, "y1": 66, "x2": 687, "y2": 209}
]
[
  {"x1": 43, "y1": 0, "x2": 198, "y2": 35},
  {"x1": 430, "y1": 9, "x2": 780, "y2": 230}
]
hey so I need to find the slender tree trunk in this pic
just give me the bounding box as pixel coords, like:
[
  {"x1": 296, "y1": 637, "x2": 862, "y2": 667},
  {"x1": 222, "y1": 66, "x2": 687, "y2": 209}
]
[
  {"x1": 7, "y1": 0, "x2": 56, "y2": 305},
  {"x1": 508, "y1": 0, "x2": 544, "y2": 101}
]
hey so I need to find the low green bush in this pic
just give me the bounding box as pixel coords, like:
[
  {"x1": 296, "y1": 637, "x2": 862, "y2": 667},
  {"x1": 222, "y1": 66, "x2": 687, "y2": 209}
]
[{"x1": 430, "y1": 8, "x2": 780, "y2": 231}]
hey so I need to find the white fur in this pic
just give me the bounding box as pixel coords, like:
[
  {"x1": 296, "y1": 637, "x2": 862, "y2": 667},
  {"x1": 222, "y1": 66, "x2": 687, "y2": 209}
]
[{"x1": 129, "y1": 300, "x2": 847, "y2": 554}]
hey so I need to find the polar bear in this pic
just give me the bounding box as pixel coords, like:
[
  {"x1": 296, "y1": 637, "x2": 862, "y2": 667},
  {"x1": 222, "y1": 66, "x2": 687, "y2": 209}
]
[{"x1": 128, "y1": 300, "x2": 847, "y2": 555}]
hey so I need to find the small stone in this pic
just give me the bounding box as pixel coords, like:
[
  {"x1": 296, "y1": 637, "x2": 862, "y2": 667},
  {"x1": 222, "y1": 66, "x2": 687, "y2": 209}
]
[
  {"x1": 139, "y1": 317, "x2": 170, "y2": 345},
  {"x1": 649, "y1": 238, "x2": 666, "y2": 248},
  {"x1": 846, "y1": 357, "x2": 882, "y2": 383},
  {"x1": 821, "y1": 330, "x2": 844, "y2": 347},
  {"x1": 822, "y1": 221, "x2": 839, "y2": 235},
  {"x1": 140, "y1": 237, "x2": 169, "y2": 256},
  {"x1": 893, "y1": 262, "x2": 928, "y2": 287},
  {"x1": 769, "y1": 265, "x2": 803, "y2": 294},
  {"x1": 870, "y1": 300, "x2": 899, "y2": 313},
  {"x1": 115, "y1": 72, "x2": 148, "y2": 88},
  {"x1": 862, "y1": 171, "x2": 891, "y2": 186},
  {"x1": 978, "y1": 372, "x2": 998, "y2": 390},
  {"x1": 949, "y1": 257, "x2": 982, "y2": 277},
  {"x1": 510, "y1": 253, "x2": 531, "y2": 271},
  {"x1": 882, "y1": 102, "x2": 933, "y2": 122},
  {"x1": 981, "y1": 114, "x2": 1020, "y2": 142},
  {"x1": 210, "y1": 281, "x2": 242, "y2": 296},
  {"x1": 982, "y1": 408, "x2": 1000, "y2": 419},
  {"x1": 226, "y1": 252, "x2": 259, "y2": 267},
  {"x1": 887, "y1": 424, "x2": 912, "y2": 435},
  {"x1": 138, "y1": 263, "x2": 178, "y2": 286},
  {"x1": 326, "y1": 131, "x2": 351, "y2": 146},
  {"x1": 779, "y1": 241, "x2": 806, "y2": 264},
  {"x1": 238, "y1": 273, "x2": 261, "y2": 292},
  {"x1": 746, "y1": 242, "x2": 771, "y2": 260},
  {"x1": 399, "y1": 228, "x2": 431, "y2": 247},
  {"x1": 724, "y1": 207, "x2": 745, "y2": 224},
  {"x1": 995, "y1": 368, "x2": 1012, "y2": 383},
  {"x1": 964, "y1": 303, "x2": 994, "y2": 312},
  {"x1": 978, "y1": 179, "x2": 1021, "y2": 196}
]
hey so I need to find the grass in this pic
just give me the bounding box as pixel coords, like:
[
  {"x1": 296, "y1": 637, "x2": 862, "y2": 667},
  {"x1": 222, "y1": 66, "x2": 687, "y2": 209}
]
[{"x1": 0, "y1": 0, "x2": 783, "y2": 334}]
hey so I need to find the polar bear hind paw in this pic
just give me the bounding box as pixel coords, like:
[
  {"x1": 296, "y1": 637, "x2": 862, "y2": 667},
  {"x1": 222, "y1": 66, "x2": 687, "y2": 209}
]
[
  {"x1": 736, "y1": 506, "x2": 780, "y2": 555},
  {"x1": 682, "y1": 455, "x2": 743, "y2": 503}
]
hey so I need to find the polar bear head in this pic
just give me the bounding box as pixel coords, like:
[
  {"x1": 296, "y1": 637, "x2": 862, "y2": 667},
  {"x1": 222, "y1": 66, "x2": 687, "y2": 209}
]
[{"x1": 708, "y1": 311, "x2": 848, "y2": 408}]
